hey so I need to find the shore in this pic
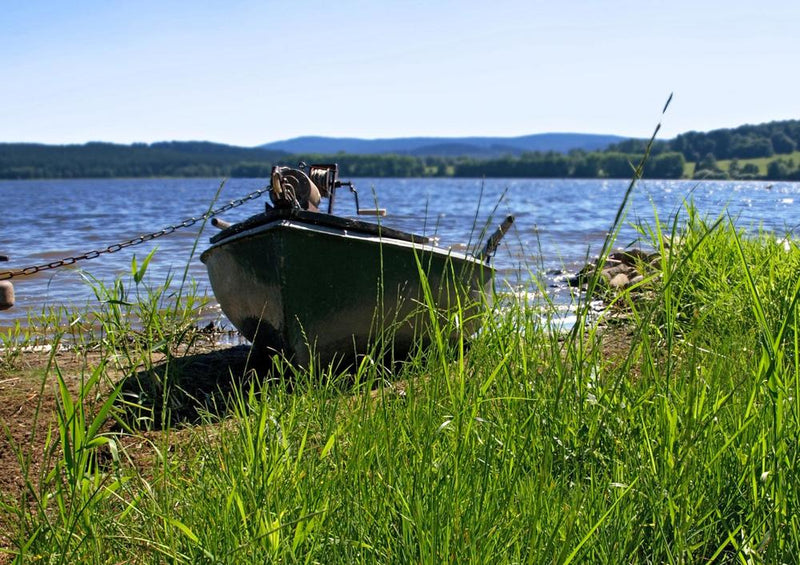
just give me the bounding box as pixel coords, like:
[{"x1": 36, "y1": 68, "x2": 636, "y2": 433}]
[{"x1": 2, "y1": 207, "x2": 800, "y2": 562}]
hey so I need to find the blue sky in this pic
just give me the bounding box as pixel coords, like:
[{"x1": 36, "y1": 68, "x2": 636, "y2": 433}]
[{"x1": 2, "y1": 0, "x2": 797, "y2": 146}]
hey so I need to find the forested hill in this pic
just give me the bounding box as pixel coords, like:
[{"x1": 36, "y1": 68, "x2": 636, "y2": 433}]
[
  {"x1": 670, "y1": 120, "x2": 800, "y2": 161},
  {"x1": 0, "y1": 141, "x2": 287, "y2": 179},
  {"x1": 603, "y1": 119, "x2": 800, "y2": 180},
  {"x1": 1, "y1": 119, "x2": 799, "y2": 180},
  {"x1": 258, "y1": 133, "x2": 627, "y2": 157},
  {"x1": 607, "y1": 120, "x2": 800, "y2": 165}
]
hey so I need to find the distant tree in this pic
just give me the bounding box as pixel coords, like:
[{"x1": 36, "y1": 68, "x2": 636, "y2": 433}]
[
  {"x1": 767, "y1": 158, "x2": 795, "y2": 180},
  {"x1": 607, "y1": 139, "x2": 668, "y2": 155},
  {"x1": 673, "y1": 131, "x2": 717, "y2": 162},
  {"x1": 784, "y1": 122, "x2": 800, "y2": 145},
  {"x1": 740, "y1": 163, "x2": 760, "y2": 176},
  {"x1": 666, "y1": 120, "x2": 800, "y2": 162},
  {"x1": 647, "y1": 152, "x2": 685, "y2": 179},
  {"x1": 572, "y1": 153, "x2": 602, "y2": 177},
  {"x1": 697, "y1": 153, "x2": 720, "y2": 172},
  {"x1": 727, "y1": 160, "x2": 761, "y2": 179},
  {"x1": 693, "y1": 152, "x2": 728, "y2": 179},
  {"x1": 600, "y1": 153, "x2": 637, "y2": 178},
  {"x1": 730, "y1": 136, "x2": 774, "y2": 158},
  {"x1": 708, "y1": 129, "x2": 733, "y2": 159},
  {"x1": 771, "y1": 132, "x2": 797, "y2": 154},
  {"x1": 231, "y1": 162, "x2": 272, "y2": 177}
]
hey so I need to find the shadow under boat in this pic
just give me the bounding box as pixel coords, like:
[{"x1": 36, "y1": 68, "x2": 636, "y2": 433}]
[
  {"x1": 114, "y1": 345, "x2": 271, "y2": 429},
  {"x1": 201, "y1": 163, "x2": 513, "y2": 370}
]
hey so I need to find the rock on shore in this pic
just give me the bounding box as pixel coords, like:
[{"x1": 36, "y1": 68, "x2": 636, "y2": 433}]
[{"x1": 569, "y1": 248, "x2": 660, "y2": 294}]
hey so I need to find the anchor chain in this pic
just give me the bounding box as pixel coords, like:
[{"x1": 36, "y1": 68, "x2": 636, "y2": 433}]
[{"x1": 0, "y1": 185, "x2": 271, "y2": 281}]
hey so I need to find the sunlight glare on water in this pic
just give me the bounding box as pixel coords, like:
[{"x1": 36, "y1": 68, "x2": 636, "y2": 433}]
[{"x1": 2, "y1": 177, "x2": 799, "y2": 330}]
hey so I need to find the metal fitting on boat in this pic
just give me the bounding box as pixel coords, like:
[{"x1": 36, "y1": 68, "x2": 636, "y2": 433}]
[
  {"x1": 0, "y1": 280, "x2": 14, "y2": 310},
  {"x1": 211, "y1": 217, "x2": 232, "y2": 230}
]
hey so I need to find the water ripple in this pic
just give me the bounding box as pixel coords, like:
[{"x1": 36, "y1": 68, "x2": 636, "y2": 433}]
[{"x1": 2, "y1": 177, "x2": 799, "y2": 329}]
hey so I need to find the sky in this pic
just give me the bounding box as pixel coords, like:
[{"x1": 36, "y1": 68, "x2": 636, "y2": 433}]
[{"x1": 2, "y1": 0, "x2": 798, "y2": 147}]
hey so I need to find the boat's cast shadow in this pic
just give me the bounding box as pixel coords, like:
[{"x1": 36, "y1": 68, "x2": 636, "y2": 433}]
[
  {"x1": 115, "y1": 345, "x2": 275, "y2": 430},
  {"x1": 114, "y1": 339, "x2": 438, "y2": 430}
]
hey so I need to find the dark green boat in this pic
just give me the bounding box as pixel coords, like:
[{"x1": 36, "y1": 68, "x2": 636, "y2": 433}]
[{"x1": 201, "y1": 164, "x2": 511, "y2": 369}]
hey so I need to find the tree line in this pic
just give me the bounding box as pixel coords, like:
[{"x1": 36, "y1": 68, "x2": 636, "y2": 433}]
[
  {"x1": 0, "y1": 143, "x2": 688, "y2": 180},
  {"x1": 451, "y1": 151, "x2": 686, "y2": 179},
  {"x1": 2, "y1": 120, "x2": 800, "y2": 180},
  {"x1": 0, "y1": 141, "x2": 286, "y2": 179},
  {"x1": 608, "y1": 119, "x2": 800, "y2": 180}
]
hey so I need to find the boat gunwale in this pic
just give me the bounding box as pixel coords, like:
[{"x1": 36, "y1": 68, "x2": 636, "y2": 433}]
[
  {"x1": 209, "y1": 208, "x2": 430, "y2": 245},
  {"x1": 201, "y1": 215, "x2": 491, "y2": 268}
]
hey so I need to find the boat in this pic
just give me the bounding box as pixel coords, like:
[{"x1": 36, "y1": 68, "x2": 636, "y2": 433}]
[{"x1": 200, "y1": 163, "x2": 512, "y2": 369}]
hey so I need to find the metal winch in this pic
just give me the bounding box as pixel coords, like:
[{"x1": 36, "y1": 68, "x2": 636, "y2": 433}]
[
  {"x1": 270, "y1": 166, "x2": 322, "y2": 211},
  {"x1": 269, "y1": 163, "x2": 386, "y2": 216}
]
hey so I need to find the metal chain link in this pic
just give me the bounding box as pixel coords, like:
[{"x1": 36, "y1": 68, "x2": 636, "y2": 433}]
[{"x1": 0, "y1": 185, "x2": 271, "y2": 281}]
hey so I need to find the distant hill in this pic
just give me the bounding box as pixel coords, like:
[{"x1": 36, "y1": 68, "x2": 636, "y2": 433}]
[
  {"x1": 0, "y1": 141, "x2": 287, "y2": 179},
  {"x1": 6, "y1": 119, "x2": 798, "y2": 181},
  {"x1": 259, "y1": 133, "x2": 628, "y2": 157}
]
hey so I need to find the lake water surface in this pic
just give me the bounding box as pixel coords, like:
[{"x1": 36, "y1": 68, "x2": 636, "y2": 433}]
[{"x1": 2, "y1": 177, "x2": 800, "y2": 330}]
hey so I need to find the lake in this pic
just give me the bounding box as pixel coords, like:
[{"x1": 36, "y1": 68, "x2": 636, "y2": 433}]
[{"x1": 2, "y1": 177, "x2": 800, "y2": 330}]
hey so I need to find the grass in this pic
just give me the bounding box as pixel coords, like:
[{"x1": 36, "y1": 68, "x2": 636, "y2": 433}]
[
  {"x1": 3, "y1": 183, "x2": 800, "y2": 562},
  {"x1": 685, "y1": 150, "x2": 800, "y2": 177}
]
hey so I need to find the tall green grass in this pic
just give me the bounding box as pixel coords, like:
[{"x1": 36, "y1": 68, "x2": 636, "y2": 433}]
[{"x1": 4, "y1": 197, "x2": 800, "y2": 562}]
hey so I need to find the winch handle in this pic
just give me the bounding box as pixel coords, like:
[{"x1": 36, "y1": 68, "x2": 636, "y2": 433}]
[
  {"x1": 357, "y1": 209, "x2": 387, "y2": 217},
  {"x1": 337, "y1": 180, "x2": 387, "y2": 217}
]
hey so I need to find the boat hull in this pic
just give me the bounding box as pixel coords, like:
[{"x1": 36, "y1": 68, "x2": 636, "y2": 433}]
[{"x1": 201, "y1": 211, "x2": 493, "y2": 369}]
